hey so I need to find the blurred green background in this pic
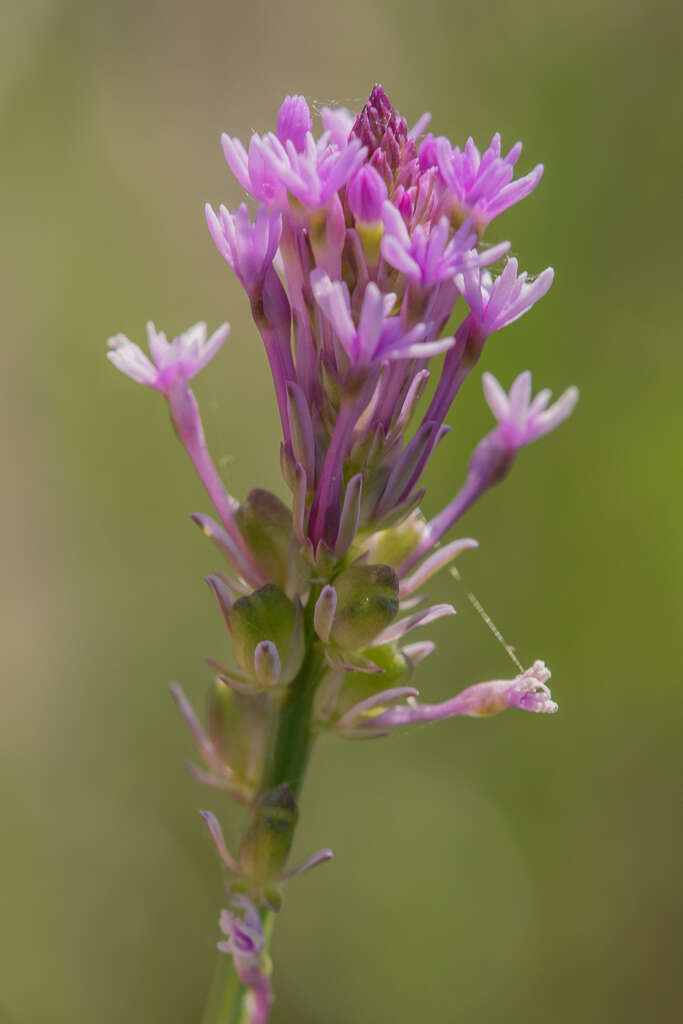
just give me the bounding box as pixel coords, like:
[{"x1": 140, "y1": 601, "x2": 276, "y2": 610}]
[{"x1": 2, "y1": 0, "x2": 682, "y2": 1021}]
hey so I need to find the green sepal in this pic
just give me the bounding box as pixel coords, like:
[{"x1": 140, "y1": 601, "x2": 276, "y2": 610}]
[
  {"x1": 334, "y1": 643, "x2": 413, "y2": 717},
  {"x1": 235, "y1": 489, "x2": 293, "y2": 590},
  {"x1": 330, "y1": 563, "x2": 399, "y2": 650},
  {"x1": 263, "y1": 887, "x2": 283, "y2": 913},
  {"x1": 239, "y1": 783, "x2": 298, "y2": 885},
  {"x1": 228, "y1": 584, "x2": 304, "y2": 683},
  {"x1": 207, "y1": 681, "x2": 270, "y2": 787}
]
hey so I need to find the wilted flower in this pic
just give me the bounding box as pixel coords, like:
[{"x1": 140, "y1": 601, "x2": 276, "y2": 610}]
[{"x1": 350, "y1": 660, "x2": 557, "y2": 735}]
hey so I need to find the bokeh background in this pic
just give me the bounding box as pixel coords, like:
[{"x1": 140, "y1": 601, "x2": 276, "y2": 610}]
[{"x1": 2, "y1": 0, "x2": 682, "y2": 1021}]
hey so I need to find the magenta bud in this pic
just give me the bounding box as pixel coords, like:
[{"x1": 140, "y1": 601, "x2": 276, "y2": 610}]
[
  {"x1": 276, "y1": 94, "x2": 312, "y2": 152},
  {"x1": 348, "y1": 166, "x2": 388, "y2": 224},
  {"x1": 352, "y1": 85, "x2": 407, "y2": 159},
  {"x1": 418, "y1": 133, "x2": 439, "y2": 171},
  {"x1": 397, "y1": 190, "x2": 414, "y2": 222}
]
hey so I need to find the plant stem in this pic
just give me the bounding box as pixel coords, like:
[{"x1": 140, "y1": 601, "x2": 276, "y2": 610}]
[
  {"x1": 201, "y1": 636, "x2": 326, "y2": 1023},
  {"x1": 261, "y1": 640, "x2": 325, "y2": 800},
  {"x1": 201, "y1": 953, "x2": 244, "y2": 1024}
]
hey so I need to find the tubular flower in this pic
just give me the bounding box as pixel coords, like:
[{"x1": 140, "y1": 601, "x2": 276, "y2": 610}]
[
  {"x1": 205, "y1": 203, "x2": 283, "y2": 295},
  {"x1": 435, "y1": 132, "x2": 544, "y2": 232},
  {"x1": 107, "y1": 84, "x2": 577, "y2": 1023},
  {"x1": 353, "y1": 661, "x2": 557, "y2": 734}
]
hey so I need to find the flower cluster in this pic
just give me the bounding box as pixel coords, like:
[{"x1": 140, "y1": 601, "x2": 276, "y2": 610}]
[{"x1": 108, "y1": 86, "x2": 576, "y2": 1019}]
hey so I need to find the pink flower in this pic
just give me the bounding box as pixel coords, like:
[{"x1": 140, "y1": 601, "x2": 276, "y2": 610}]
[
  {"x1": 205, "y1": 203, "x2": 282, "y2": 294},
  {"x1": 457, "y1": 258, "x2": 555, "y2": 339},
  {"x1": 107, "y1": 321, "x2": 228, "y2": 392},
  {"x1": 483, "y1": 370, "x2": 579, "y2": 451},
  {"x1": 357, "y1": 660, "x2": 557, "y2": 733},
  {"x1": 436, "y1": 132, "x2": 544, "y2": 229}
]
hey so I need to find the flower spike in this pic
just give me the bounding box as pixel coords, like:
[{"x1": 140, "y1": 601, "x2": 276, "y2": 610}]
[{"x1": 108, "y1": 84, "x2": 576, "y2": 1022}]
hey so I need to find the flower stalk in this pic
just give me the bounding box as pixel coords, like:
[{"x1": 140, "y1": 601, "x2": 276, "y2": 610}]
[{"x1": 108, "y1": 85, "x2": 577, "y2": 1021}]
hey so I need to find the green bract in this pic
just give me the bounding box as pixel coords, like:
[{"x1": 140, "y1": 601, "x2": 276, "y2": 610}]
[
  {"x1": 207, "y1": 680, "x2": 270, "y2": 787},
  {"x1": 235, "y1": 489, "x2": 296, "y2": 591},
  {"x1": 239, "y1": 783, "x2": 298, "y2": 885},
  {"x1": 330, "y1": 563, "x2": 399, "y2": 650},
  {"x1": 229, "y1": 584, "x2": 303, "y2": 683},
  {"x1": 334, "y1": 643, "x2": 413, "y2": 717}
]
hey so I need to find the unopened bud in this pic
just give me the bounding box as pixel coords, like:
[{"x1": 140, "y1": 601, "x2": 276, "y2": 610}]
[
  {"x1": 253, "y1": 641, "x2": 281, "y2": 687},
  {"x1": 207, "y1": 681, "x2": 270, "y2": 787},
  {"x1": 276, "y1": 94, "x2": 312, "y2": 152},
  {"x1": 228, "y1": 585, "x2": 303, "y2": 684},
  {"x1": 334, "y1": 642, "x2": 413, "y2": 718},
  {"x1": 352, "y1": 85, "x2": 407, "y2": 164},
  {"x1": 235, "y1": 490, "x2": 294, "y2": 589},
  {"x1": 330, "y1": 564, "x2": 399, "y2": 650},
  {"x1": 239, "y1": 783, "x2": 298, "y2": 885},
  {"x1": 361, "y1": 510, "x2": 425, "y2": 568},
  {"x1": 418, "y1": 133, "x2": 439, "y2": 171},
  {"x1": 362, "y1": 641, "x2": 413, "y2": 682},
  {"x1": 348, "y1": 166, "x2": 388, "y2": 225}
]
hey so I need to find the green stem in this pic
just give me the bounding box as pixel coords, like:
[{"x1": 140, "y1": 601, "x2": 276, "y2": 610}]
[
  {"x1": 261, "y1": 640, "x2": 325, "y2": 799},
  {"x1": 200, "y1": 953, "x2": 245, "y2": 1024},
  {"x1": 201, "y1": 636, "x2": 326, "y2": 1023}
]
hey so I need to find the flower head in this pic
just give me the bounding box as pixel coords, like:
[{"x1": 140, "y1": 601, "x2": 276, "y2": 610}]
[
  {"x1": 206, "y1": 203, "x2": 282, "y2": 294},
  {"x1": 458, "y1": 258, "x2": 555, "y2": 339},
  {"x1": 483, "y1": 370, "x2": 579, "y2": 453},
  {"x1": 311, "y1": 270, "x2": 447, "y2": 367},
  {"x1": 222, "y1": 95, "x2": 366, "y2": 215},
  {"x1": 436, "y1": 132, "x2": 544, "y2": 230},
  {"x1": 381, "y1": 204, "x2": 478, "y2": 288},
  {"x1": 107, "y1": 321, "x2": 228, "y2": 393}
]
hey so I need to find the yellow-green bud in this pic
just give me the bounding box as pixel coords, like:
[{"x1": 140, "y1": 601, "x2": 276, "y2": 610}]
[
  {"x1": 361, "y1": 510, "x2": 426, "y2": 568},
  {"x1": 334, "y1": 642, "x2": 413, "y2": 717}
]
